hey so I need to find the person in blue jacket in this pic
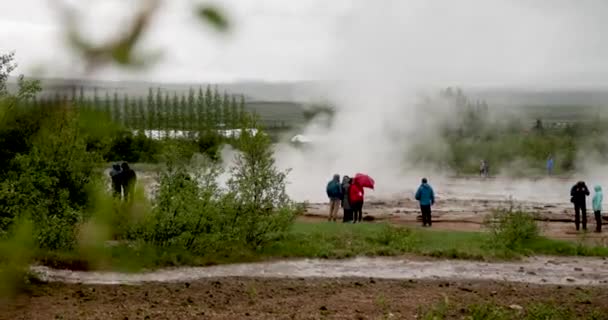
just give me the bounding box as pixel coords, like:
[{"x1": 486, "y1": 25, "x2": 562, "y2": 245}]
[
  {"x1": 326, "y1": 174, "x2": 343, "y2": 222},
  {"x1": 546, "y1": 156, "x2": 555, "y2": 175},
  {"x1": 415, "y1": 178, "x2": 435, "y2": 227}
]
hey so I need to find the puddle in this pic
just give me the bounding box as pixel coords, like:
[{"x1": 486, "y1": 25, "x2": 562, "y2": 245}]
[{"x1": 32, "y1": 256, "x2": 608, "y2": 286}]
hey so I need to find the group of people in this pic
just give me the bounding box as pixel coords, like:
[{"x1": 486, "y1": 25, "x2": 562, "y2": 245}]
[
  {"x1": 570, "y1": 181, "x2": 603, "y2": 233},
  {"x1": 109, "y1": 162, "x2": 137, "y2": 201},
  {"x1": 327, "y1": 175, "x2": 435, "y2": 226},
  {"x1": 327, "y1": 174, "x2": 604, "y2": 232},
  {"x1": 326, "y1": 174, "x2": 365, "y2": 223}
]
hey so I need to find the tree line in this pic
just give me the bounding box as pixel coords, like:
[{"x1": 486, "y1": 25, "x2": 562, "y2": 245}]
[{"x1": 23, "y1": 86, "x2": 249, "y2": 132}]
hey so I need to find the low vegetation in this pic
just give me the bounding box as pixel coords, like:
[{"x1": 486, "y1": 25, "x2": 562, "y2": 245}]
[
  {"x1": 421, "y1": 300, "x2": 607, "y2": 320},
  {"x1": 30, "y1": 222, "x2": 608, "y2": 272}
]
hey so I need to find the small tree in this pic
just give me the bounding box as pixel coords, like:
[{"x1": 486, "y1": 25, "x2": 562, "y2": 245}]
[
  {"x1": 0, "y1": 52, "x2": 17, "y2": 97},
  {"x1": 112, "y1": 92, "x2": 120, "y2": 122},
  {"x1": 226, "y1": 124, "x2": 297, "y2": 248},
  {"x1": 212, "y1": 86, "x2": 222, "y2": 127},
  {"x1": 187, "y1": 88, "x2": 196, "y2": 131},
  {"x1": 171, "y1": 93, "x2": 179, "y2": 131},
  {"x1": 146, "y1": 88, "x2": 155, "y2": 131},
  {"x1": 204, "y1": 85, "x2": 214, "y2": 129},
  {"x1": 222, "y1": 91, "x2": 231, "y2": 128},
  {"x1": 196, "y1": 87, "x2": 206, "y2": 130},
  {"x1": 179, "y1": 94, "x2": 187, "y2": 131}
]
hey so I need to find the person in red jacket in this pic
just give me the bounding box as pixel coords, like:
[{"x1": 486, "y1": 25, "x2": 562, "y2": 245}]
[{"x1": 349, "y1": 180, "x2": 364, "y2": 223}]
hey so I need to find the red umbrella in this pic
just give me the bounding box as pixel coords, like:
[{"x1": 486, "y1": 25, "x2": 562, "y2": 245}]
[{"x1": 353, "y1": 173, "x2": 375, "y2": 189}]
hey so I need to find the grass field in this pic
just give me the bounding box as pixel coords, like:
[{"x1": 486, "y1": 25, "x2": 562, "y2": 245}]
[{"x1": 36, "y1": 222, "x2": 608, "y2": 272}]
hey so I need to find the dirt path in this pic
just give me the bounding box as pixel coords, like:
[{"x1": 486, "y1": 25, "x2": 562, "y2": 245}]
[
  {"x1": 32, "y1": 256, "x2": 608, "y2": 287},
  {"x1": 4, "y1": 277, "x2": 608, "y2": 320}
]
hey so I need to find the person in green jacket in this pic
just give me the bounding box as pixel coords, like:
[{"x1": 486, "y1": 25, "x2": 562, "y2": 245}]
[{"x1": 593, "y1": 185, "x2": 603, "y2": 233}]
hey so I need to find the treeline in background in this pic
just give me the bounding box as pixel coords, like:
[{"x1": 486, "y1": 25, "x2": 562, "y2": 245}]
[{"x1": 25, "y1": 86, "x2": 249, "y2": 134}]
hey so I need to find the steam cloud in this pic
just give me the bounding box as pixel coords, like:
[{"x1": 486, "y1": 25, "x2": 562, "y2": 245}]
[{"x1": 272, "y1": 0, "x2": 608, "y2": 203}]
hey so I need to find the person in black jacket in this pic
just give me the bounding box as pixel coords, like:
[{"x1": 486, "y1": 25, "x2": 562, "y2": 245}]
[
  {"x1": 109, "y1": 164, "x2": 122, "y2": 198},
  {"x1": 571, "y1": 181, "x2": 590, "y2": 231},
  {"x1": 120, "y1": 162, "x2": 137, "y2": 202},
  {"x1": 341, "y1": 176, "x2": 353, "y2": 223}
]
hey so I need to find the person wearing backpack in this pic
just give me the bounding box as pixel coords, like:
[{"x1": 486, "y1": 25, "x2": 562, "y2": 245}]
[
  {"x1": 326, "y1": 174, "x2": 343, "y2": 222},
  {"x1": 593, "y1": 185, "x2": 603, "y2": 233}
]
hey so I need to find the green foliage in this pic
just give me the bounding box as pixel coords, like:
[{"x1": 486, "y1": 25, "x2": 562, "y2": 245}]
[
  {"x1": 141, "y1": 155, "x2": 222, "y2": 253},
  {"x1": 197, "y1": 5, "x2": 229, "y2": 31},
  {"x1": 0, "y1": 107, "x2": 99, "y2": 250},
  {"x1": 227, "y1": 127, "x2": 297, "y2": 247},
  {"x1": 466, "y1": 303, "x2": 512, "y2": 320},
  {"x1": 105, "y1": 130, "x2": 161, "y2": 163},
  {"x1": 197, "y1": 131, "x2": 223, "y2": 161},
  {"x1": 485, "y1": 210, "x2": 540, "y2": 251}
]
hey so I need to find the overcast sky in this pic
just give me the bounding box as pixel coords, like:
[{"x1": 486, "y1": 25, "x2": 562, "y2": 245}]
[{"x1": 1, "y1": 0, "x2": 607, "y2": 87}]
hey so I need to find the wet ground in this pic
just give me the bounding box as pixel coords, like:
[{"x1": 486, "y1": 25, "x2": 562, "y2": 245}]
[
  {"x1": 36, "y1": 175, "x2": 605, "y2": 319},
  {"x1": 31, "y1": 256, "x2": 608, "y2": 286},
  {"x1": 3, "y1": 278, "x2": 608, "y2": 319},
  {"x1": 303, "y1": 177, "x2": 608, "y2": 244}
]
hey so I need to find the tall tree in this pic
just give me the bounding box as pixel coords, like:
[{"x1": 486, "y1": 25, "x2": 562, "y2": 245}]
[
  {"x1": 239, "y1": 95, "x2": 246, "y2": 125},
  {"x1": 137, "y1": 96, "x2": 146, "y2": 131},
  {"x1": 155, "y1": 87, "x2": 163, "y2": 131},
  {"x1": 93, "y1": 87, "x2": 100, "y2": 110},
  {"x1": 164, "y1": 92, "x2": 171, "y2": 131},
  {"x1": 222, "y1": 91, "x2": 231, "y2": 129},
  {"x1": 179, "y1": 94, "x2": 188, "y2": 131},
  {"x1": 70, "y1": 86, "x2": 77, "y2": 103},
  {"x1": 130, "y1": 99, "x2": 138, "y2": 130},
  {"x1": 112, "y1": 92, "x2": 120, "y2": 123},
  {"x1": 104, "y1": 92, "x2": 112, "y2": 120},
  {"x1": 77, "y1": 86, "x2": 85, "y2": 107},
  {"x1": 230, "y1": 95, "x2": 238, "y2": 129},
  {"x1": 196, "y1": 87, "x2": 206, "y2": 131},
  {"x1": 147, "y1": 87, "x2": 155, "y2": 131},
  {"x1": 204, "y1": 85, "x2": 214, "y2": 129},
  {"x1": 187, "y1": 87, "x2": 196, "y2": 131},
  {"x1": 172, "y1": 92, "x2": 179, "y2": 130},
  {"x1": 213, "y1": 86, "x2": 222, "y2": 127},
  {"x1": 119, "y1": 94, "x2": 129, "y2": 125}
]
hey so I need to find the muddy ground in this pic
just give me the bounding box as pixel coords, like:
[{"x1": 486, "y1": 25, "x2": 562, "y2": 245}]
[
  {"x1": 2, "y1": 278, "x2": 608, "y2": 320},
  {"x1": 303, "y1": 177, "x2": 608, "y2": 245}
]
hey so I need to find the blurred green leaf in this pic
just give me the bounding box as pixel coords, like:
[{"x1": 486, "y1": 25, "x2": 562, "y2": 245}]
[{"x1": 197, "y1": 5, "x2": 229, "y2": 31}]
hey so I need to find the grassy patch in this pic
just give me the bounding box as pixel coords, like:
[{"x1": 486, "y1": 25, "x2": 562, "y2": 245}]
[
  {"x1": 421, "y1": 301, "x2": 608, "y2": 320},
  {"x1": 32, "y1": 222, "x2": 608, "y2": 271}
]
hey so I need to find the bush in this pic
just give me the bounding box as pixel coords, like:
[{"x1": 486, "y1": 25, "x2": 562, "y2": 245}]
[
  {"x1": 141, "y1": 155, "x2": 222, "y2": 253},
  {"x1": 226, "y1": 129, "x2": 298, "y2": 248},
  {"x1": 197, "y1": 131, "x2": 223, "y2": 161},
  {"x1": 485, "y1": 210, "x2": 540, "y2": 251},
  {"x1": 105, "y1": 131, "x2": 161, "y2": 163},
  {"x1": 0, "y1": 106, "x2": 100, "y2": 250}
]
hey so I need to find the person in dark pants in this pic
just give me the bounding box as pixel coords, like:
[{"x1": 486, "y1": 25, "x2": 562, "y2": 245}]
[
  {"x1": 341, "y1": 176, "x2": 353, "y2": 223},
  {"x1": 109, "y1": 163, "x2": 122, "y2": 198},
  {"x1": 120, "y1": 162, "x2": 137, "y2": 202},
  {"x1": 570, "y1": 181, "x2": 590, "y2": 231},
  {"x1": 349, "y1": 179, "x2": 364, "y2": 223},
  {"x1": 592, "y1": 185, "x2": 603, "y2": 233},
  {"x1": 415, "y1": 178, "x2": 435, "y2": 227}
]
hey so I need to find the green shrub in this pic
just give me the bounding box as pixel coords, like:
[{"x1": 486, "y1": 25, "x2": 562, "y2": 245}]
[
  {"x1": 485, "y1": 210, "x2": 540, "y2": 251},
  {"x1": 2, "y1": 110, "x2": 99, "y2": 249},
  {"x1": 141, "y1": 156, "x2": 222, "y2": 253},
  {"x1": 197, "y1": 131, "x2": 223, "y2": 161},
  {"x1": 105, "y1": 131, "x2": 161, "y2": 163},
  {"x1": 525, "y1": 303, "x2": 572, "y2": 320},
  {"x1": 467, "y1": 304, "x2": 512, "y2": 320},
  {"x1": 226, "y1": 128, "x2": 298, "y2": 248}
]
